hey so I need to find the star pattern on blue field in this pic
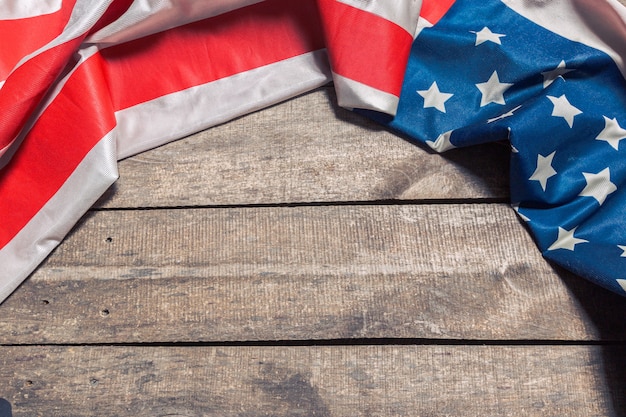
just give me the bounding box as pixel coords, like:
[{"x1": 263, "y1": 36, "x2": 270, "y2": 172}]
[
  {"x1": 417, "y1": 82, "x2": 454, "y2": 113},
  {"x1": 471, "y1": 27, "x2": 506, "y2": 46},
  {"x1": 596, "y1": 116, "x2": 626, "y2": 150},
  {"x1": 528, "y1": 152, "x2": 557, "y2": 192},
  {"x1": 541, "y1": 60, "x2": 574, "y2": 88},
  {"x1": 548, "y1": 227, "x2": 588, "y2": 251},
  {"x1": 387, "y1": 0, "x2": 626, "y2": 295}
]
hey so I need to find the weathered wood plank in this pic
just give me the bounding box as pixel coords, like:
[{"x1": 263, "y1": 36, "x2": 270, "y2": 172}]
[
  {"x1": 1, "y1": 345, "x2": 624, "y2": 417},
  {"x1": 3, "y1": 204, "x2": 625, "y2": 343},
  {"x1": 96, "y1": 87, "x2": 510, "y2": 208}
]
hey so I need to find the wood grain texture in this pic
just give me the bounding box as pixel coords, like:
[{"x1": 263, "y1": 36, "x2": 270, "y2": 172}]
[
  {"x1": 96, "y1": 87, "x2": 510, "y2": 208},
  {"x1": 1, "y1": 345, "x2": 624, "y2": 417},
  {"x1": 3, "y1": 204, "x2": 625, "y2": 344}
]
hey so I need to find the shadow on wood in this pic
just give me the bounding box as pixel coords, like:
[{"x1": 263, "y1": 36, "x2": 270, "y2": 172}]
[
  {"x1": 559, "y1": 264, "x2": 626, "y2": 415},
  {"x1": 321, "y1": 86, "x2": 511, "y2": 201}
]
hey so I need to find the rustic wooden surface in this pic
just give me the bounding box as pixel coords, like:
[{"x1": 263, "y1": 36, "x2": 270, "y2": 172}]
[
  {"x1": 96, "y1": 87, "x2": 510, "y2": 208},
  {"x1": 1, "y1": 87, "x2": 625, "y2": 416},
  {"x1": 3, "y1": 204, "x2": 626, "y2": 344},
  {"x1": 2, "y1": 345, "x2": 625, "y2": 417}
]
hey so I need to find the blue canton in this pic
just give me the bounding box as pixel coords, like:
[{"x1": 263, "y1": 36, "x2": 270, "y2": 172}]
[{"x1": 363, "y1": 0, "x2": 626, "y2": 295}]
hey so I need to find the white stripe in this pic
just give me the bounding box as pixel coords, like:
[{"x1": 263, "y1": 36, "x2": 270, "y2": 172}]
[
  {"x1": 87, "y1": 0, "x2": 265, "y2": 46},
  {"x1": 0, "y1": 132, "x2": 118, "y2": 304},
  {"x1": 336, "y1": 0, "x2": 421, "y2": 36},
  {"x1": 332, "y1": 73, "x2": 399, "y2": 114},
  {"x1": 115, "y1": 50, "x2": 331, "y2": 159},
  {"x1": 502, "y1": 0, "x2": 626, "y2": 77},
  {"x1": 0, "y1": 0, "x2": 62, "y2": 20}
]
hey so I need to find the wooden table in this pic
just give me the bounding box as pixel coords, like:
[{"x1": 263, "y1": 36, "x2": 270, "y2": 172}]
[{"x1": 1, "y1": 86, "x2": 625, "y2": 416}]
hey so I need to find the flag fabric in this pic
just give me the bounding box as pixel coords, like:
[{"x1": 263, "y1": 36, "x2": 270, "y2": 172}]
[
  {"x1": 0, "y1": 0, "x2": 420, "y2": 303},
  {"x1": 1, "y1": 0, "x2": 626, "y2": 304},
  {"x1": 363, "y1": 0, "x2": 626, "y2": 295}
]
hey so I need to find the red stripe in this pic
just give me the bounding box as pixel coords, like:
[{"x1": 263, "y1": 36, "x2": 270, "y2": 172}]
[
  {"x1": 0, "y1": 38, "x2": 84, "y2": 150},
  {"x1": 0, "y1": 0, "x2": 77, "y2": 81},
  {"x1": 101, "y1": 0, "x2": 325, "y2": 111},
  {"x1": 0, "y1": 53, "x2": 116, "y2": 247},
  {"x1": 88, "y1": 0, "x2": 135, "y2": 35},
  {"x1": 420, "y1": 0, "x2": 456, "y2": 25},
  {"x1": 316, "y1": 0, "x2": 413, "y2": 97},
  {"x1": 0, "y1": 0, "x2": 325, "y2": 247},
  {"x1": 0, "y1": 0, "x2": 132, "y2": 151}
]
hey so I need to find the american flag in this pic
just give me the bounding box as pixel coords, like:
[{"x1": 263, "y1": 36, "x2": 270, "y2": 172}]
[
  {"x1": 364, "y1": 0, "x2": 626, "y2": 295},
  {"x1": 1, "y1": 0, "x2": 626, "y2": 302}
]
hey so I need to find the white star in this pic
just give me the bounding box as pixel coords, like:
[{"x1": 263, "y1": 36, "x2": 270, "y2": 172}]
[
  {"x1": 618, "y1": 279, "x2": 626, "y2": 293},
  {"x1": 595, "y1": 116, "x2": 626, "y2": 150},
  {"x1": 417, "y1": 82, "x2": 454, "y2": 113},
  {"x1": 579, "y1": 168, "x2": 617, "y2": 205},
  {"x1": 512, "y1": 203, "x2": 530, "y2": 222},
  {"x1": 547, "y1": 95, "x2": 582, "y2": 128},
  {"x1": 426, "y1": 130, "x2": 456, "y2": 152},
  {"x1": 487, "y1": 105, "x2": 522, "y2": 123},
  {"x1": 529, "y1": 151, "x2": 557, "y2": 191},
  {"x1": 476, "y1": 71, "x2": 513, "y2": 107},
  {"x1": 618, "y1": 245, "x2": 626, "y2": 257},
  {"x1": 548, "y1": 227, "x2": 588, "y2": 251},
  {"x1": 471, "y1": 27, "x2": 506, "y2": 46},
  {"x1": 541, "y1": 60, "x2": 574, "y2": 88}
]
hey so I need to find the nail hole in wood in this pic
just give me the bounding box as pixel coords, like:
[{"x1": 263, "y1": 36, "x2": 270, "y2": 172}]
[
  {"x1": 105, "y1": 237, "x2": 113, "y2": 243},
  {"x1": 89, "y1": 378, "x2": 99, "y2": 387},
  {"x1": 41, "y1": 300, "x2": 50, "y2": 305},
  {"x1": 100, "y1": 309, "x2": 110, "y2": 317},
  {"x1": 25, "y1": 380, "x2": 33, "y2": 387}
]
